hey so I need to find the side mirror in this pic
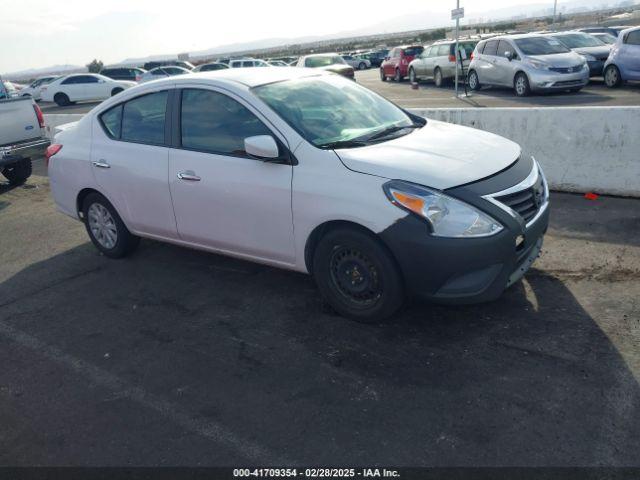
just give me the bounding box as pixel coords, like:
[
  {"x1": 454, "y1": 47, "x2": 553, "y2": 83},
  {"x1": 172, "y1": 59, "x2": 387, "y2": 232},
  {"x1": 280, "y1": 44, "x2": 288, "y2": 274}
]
[
  {"x1": 244, "y1": 135, "x2": 279, "y2": 160},
  {"x1": 505, "y1": 51, "x2": 513, "y2": 61},
  {"x1": 384, "y1": 56, "x2": 390, "y2": 61}
]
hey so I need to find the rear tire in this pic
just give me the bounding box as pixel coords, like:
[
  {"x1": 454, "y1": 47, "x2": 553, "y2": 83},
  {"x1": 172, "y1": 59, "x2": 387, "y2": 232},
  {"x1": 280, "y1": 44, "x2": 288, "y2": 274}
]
[
  {"x1": 468, "y1": 70, "x2": 481, "y2": 91},
  {"x1": 380, "y1": 68, "x2": 387, "y2": 82},
  {"x1": 54, "y1": 93, "x2": 70, "y2": 106},
  {"x1": 82, "y1": 192, "x2": 140, "y2": 259},
  {"x1": 111, "y1": 87, "x2": 124, "y2": 96},
  {"x1": 312, "y1": 227, "x2": 404, "y2": 323},
  {"x1": 604, "y1": 65, "x2": 622, "y2": 88},
  {"x1": 409, "y1": 67, "x2": 418, "y2": 84},
  {"x1": 514, "y1": 72, "x2": 531, "y2": 97},
  {"x1": 358, "y1": 62, "x2": 366, "y2": 70},
  {"x1": 2, "y1": 159, "x2": 32, "y2": 186},
  {"x1": 434, "y1": 68, "x2": 444, "y2": 87}
]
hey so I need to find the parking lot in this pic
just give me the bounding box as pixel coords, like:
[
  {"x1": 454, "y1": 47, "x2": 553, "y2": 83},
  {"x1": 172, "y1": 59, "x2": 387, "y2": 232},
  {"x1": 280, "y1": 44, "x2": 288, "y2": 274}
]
[{"x1": 0, "y1": 161, "x2": 639, "y2": 465}]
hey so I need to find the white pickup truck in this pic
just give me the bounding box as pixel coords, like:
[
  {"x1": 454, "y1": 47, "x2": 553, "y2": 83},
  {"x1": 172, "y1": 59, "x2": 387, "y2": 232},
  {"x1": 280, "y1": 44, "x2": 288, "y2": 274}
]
[{"x1": 0, "y1": 95, "x2": 50, "y2": 185}]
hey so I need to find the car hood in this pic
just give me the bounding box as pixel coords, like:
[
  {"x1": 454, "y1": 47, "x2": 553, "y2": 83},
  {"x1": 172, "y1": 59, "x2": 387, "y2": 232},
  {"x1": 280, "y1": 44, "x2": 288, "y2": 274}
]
[
  {"x1": 570, "y1": 46, "x2": 611, "y2": 58},
  {"x1": 319, "y1": 65, "x2": 354, "y2": 75},
  {"x1": 335, "y1": 120, "x2": 521, "y2": 190},
  {"x1": 529, "y1": 52, "x2": 584, "y2": 67}
]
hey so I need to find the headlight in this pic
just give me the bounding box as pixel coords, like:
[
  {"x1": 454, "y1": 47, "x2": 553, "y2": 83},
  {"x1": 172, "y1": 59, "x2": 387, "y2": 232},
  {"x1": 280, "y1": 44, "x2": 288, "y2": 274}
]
[
  {"x1": 526, "y1": 59, "x2": 550, "y2": 70},
  {"x1": 383, "y1": 180, "x2": 503, "y2": 238},
  {"x1": 581, "y1": 53, "x2": 596, "y2": 61}
]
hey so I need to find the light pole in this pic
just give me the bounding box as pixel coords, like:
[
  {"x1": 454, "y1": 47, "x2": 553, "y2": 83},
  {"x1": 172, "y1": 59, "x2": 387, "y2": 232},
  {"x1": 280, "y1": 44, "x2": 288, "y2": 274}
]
[
  {"x1": 553, "y1": 0, "x2": 558, "y2": 24},
  {"x1": 454, "y1": 0, "x2": 460, "y2": 97}
]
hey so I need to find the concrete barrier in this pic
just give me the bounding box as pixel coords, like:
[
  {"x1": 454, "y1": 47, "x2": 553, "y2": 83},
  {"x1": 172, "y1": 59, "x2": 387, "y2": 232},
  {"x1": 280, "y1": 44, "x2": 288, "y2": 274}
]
[
  {"x1": 410, "y1": 107, "x2": 640, "y2": 198},
  {"x1": 45, "y1": 107, "x2": 640, "y2": 197}
]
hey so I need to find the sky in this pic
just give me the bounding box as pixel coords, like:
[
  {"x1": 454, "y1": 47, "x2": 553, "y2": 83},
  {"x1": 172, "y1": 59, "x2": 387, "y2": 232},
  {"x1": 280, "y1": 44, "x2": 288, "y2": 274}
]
[{"x1": 0, "y1": 0, "x2": 573, "y2": 73}]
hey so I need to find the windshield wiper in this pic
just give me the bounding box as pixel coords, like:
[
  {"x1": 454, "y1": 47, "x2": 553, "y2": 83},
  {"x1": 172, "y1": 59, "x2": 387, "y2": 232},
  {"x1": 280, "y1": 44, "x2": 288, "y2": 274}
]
[
  {"x1": 366, "y1": 124, "x2": 422, "y2": 142},
  {"x1": 317, "y1": 139, "x2": 369, "y2": 150}
]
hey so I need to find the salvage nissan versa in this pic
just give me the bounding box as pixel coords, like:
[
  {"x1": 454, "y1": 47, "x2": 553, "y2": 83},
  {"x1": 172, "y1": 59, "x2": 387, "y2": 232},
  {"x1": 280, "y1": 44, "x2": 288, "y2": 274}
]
[{"x1": 48, "y1": 68, "x2": 549, "y2": 322}]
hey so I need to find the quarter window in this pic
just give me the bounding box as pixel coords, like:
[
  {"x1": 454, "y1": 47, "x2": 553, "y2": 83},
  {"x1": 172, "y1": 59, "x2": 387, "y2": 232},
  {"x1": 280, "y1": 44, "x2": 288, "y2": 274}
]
[
  {"x1": 121, "y1": 91, "x2": 168, "y2": 144},
  {"x1": 626, "y1": 30, "x2": 640, "y2": 45},
  {"x1": 100, "y1": 104, "x2": 123, "y2": 139},
  {"x1": 180, "y1": 88, "x2": 272, "y2": 157}
]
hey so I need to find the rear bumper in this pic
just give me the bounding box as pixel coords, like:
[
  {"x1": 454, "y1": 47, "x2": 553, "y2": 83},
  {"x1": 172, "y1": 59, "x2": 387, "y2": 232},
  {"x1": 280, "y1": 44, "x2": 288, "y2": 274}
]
[{"x1": 0, "y1": 137, "x2": 50, "y2": 167}]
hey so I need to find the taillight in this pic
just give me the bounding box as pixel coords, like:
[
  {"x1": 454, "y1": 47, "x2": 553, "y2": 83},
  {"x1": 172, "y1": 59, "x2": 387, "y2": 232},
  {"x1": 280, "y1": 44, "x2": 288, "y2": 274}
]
[
  {"x1": 470, "y1": 52, "x2": 474, "y2": 60},
  {"x1": 448, "y1": 54, "x2": 456, "y2": 63},
  {"x1": 45, "y1": 144, "x2": 62, "y2": 167},
  {"x1": 401, "y1": 58, "x2": 408, "y2": 66},
  {"x1": 33, "y1": 104, "x2": 45, "y2": 128}
]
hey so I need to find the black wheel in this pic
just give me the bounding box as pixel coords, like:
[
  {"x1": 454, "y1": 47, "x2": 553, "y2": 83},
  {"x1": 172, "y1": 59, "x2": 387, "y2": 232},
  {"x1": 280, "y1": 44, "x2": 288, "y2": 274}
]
[
  {"x1": 394, "y1": 68, "x2": 402, "y2": 82},
  {"x1": 380, "y1": 68, "x2": 387, "y2": 82},
  {"x1": 434, "y1": 68, "x2": 444, "y2": 88},
  {"x1": 604, "y1": 65, "x2": 622, "y2": 88},
  {"x1": 111, "y1": 87, "x2": 124, "y2": 96},
  {"x1": 312, "y1": 227, "x2": 404, "y2": 323},
  {"x1": 54, "y1": 93, "x2": 70, "y2": 106},
  {"x1": 358, "y1": 62, "x2": 366, "y2": 70},
  {"x1": 514, "y1": 72, "x2": 531, "y2": 97},
  {"x1": 82, "y1": 192, "x2": 140, "y2": 259},
  {"x1": 2, "y1": 159, "x2": 32, "y2": 186},
  {"x1": 468, "y1": 70, "x2": 481, "y2": 91}
]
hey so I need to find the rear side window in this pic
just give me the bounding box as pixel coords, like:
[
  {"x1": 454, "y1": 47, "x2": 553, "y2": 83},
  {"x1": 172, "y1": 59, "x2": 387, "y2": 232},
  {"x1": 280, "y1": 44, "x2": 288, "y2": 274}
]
[
  {"x1": 180, "y1": 88, "x2": 272, "y2": 157},
  {"x1": 437, "y1": 45, "x2": 451, "y2": 56},
  {"x1": 626, "y1": 30, "x2": 640, "y2": 45},
  {"x1": 100, "y1": 91, "x2": 168, "y2": 145},
  {"x1": 61, "y1": 77, "x2": 79, "y2": 85},
  {"x1": 483, "y1": 40, "x2": 499, "y2": 56}
]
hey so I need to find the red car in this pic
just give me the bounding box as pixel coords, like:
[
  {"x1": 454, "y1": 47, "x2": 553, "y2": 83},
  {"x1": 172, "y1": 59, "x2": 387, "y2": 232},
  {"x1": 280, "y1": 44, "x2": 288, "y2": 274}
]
[{"x1": 380, "y1": 45, "x2": 424, "y2": 82}]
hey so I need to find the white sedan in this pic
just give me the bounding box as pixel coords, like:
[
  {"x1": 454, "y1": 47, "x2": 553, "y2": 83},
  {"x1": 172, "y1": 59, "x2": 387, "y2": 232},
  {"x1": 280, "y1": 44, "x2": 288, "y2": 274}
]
[
  {"x1": 18, "y1": 76, "x2": 58, "y2": 101},
  {"x1": 40, "y1": 74, "x2": 135, "y2": 106},
  {"x1": 47, "y1": 68, "x2": 549, "y2": 322}
]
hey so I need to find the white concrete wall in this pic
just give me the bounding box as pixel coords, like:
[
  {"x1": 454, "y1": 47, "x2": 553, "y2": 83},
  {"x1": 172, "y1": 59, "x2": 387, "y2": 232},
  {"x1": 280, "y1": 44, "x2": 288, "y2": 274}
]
[
  {"x1": 45, "y1": 107, "x2": 640, "y2": 197},
  {"x1": 409, "y1": 107, "x2": 640, "y2": 198}
]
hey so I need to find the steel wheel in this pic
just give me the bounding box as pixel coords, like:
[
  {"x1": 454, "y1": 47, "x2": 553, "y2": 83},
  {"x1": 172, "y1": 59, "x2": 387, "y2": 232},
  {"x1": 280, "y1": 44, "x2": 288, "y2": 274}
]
[
  {"x1": 514, "y1": 73, "x2": 530, "y2": 97},
  {"x1": 605, "y1": 65, "x2": 621, "y2": 88},
  {"x1": 468, "y1": 70, "x2": 480, "y2": 90},
  {"x1": 329, "y1": 246, "x2": 382, "y2": 308},
  {"x1": 88, "y1": 202, "x2": 118, "y2": 250}
]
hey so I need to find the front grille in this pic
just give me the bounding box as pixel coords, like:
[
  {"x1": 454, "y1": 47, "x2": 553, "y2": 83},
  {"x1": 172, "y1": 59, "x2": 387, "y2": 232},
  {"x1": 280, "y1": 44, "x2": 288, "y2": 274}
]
[
  {"x1": 552, "y1": 80, "x2": 583, "y2": 87},
  {"x1": 549, "y1": 65, "x2": 582, "y2": 74},
  {"x1": 494, "y1": 175, "x2": 545, "y2": 223}
]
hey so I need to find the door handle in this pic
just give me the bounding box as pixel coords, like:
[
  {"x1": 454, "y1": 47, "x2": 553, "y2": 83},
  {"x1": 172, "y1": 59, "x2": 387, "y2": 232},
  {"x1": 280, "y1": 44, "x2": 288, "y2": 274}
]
[
  {"x1": 177, "y1": 171, "x2": 201, "y2": 181},
  {"x1": 92, "y1": 160, "x2": 110, "y2": 169}
]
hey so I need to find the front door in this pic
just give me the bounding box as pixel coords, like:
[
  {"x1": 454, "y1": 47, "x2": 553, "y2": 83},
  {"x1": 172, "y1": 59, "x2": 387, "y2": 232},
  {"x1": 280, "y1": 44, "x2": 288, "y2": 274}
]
[{"x1": 168, "y1": 87, "x2": 295, "y2": 264}]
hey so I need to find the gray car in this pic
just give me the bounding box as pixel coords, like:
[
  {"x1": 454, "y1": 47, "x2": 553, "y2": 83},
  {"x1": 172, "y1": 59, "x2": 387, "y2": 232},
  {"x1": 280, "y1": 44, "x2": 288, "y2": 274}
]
[
  {"x1": 546, "y1": 32, "x2": 611, "y2": 76},
  {"x1": 408, "y1": 39, "x2": 478, "y2": 87},
  {"x1": 468, "y1": 34, "x2": 590, "y2": 97}
]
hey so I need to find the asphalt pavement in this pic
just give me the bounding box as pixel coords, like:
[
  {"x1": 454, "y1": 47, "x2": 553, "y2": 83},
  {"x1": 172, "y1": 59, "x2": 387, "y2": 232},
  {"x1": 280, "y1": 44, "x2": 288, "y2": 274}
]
[{"x1": 0, "y1": 161, "x2": 639, "y2": 466}]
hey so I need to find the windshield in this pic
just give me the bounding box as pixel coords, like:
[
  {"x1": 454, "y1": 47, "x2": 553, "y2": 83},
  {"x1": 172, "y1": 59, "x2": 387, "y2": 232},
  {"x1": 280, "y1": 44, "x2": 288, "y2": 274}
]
[
  {"x1": 305, "y1": 56, "x2": 346, "y2": 68},
  {"x1": 552, "y1": 33, "x2": 605, "y2": 48},
  {"x1": 253, "y1": 75, "x2": 416, "y2": 147},
  {"x1": 514, "y1": 37, "x2": 570, "y2": 55},
  {"x1": 404, "y1": 46, "x2": 424, "y2": 57},
  {"x1": 594, "y1": 33, "x2": 616, "y2": 44}
]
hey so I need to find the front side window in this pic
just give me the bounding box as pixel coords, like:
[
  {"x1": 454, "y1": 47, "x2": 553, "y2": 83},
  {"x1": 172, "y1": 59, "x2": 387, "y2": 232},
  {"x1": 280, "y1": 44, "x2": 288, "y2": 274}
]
[
  {"x1": 253, "y1": 75, "x2": 416, "y2": 148},
  {"x1": 121, "y1": 91, "x2": 168, "y2": 144},
  {"x1": 180, "y1": 89, "x2": 271, "y2": 156},
  {"x1": 483, "y1": 40, "x2": 499, "y2": 56}
]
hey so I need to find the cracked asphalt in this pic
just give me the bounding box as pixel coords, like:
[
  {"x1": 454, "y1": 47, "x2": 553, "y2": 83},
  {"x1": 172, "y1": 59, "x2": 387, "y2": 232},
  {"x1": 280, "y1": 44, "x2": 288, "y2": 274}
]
[{"x1": 0, "y1": 160, "x2": 639, "y2": 466}]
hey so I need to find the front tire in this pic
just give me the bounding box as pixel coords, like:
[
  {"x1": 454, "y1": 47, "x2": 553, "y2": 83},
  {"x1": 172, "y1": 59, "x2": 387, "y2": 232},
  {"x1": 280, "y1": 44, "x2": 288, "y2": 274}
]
[
  {"x1": 434, "y1": 68, "x2": 444, "y2": 88},
  {"x1": 82, "y1": 192, "x2": 140, "y2": 259},
  {"x1": 604, "y1": 65, "x2": 622, "y2": 88},
  {"x1": 111, "y1": 87, "x2": 124, "y2": 96},
  {"x1": 468, "y1": 70, "x2": 481, "y2": 91},
  {"x1": 358, "y1": 62, "x2": 366, "y2": 70},
  {"x1": 380, "y1": 68, "x2": 387, "y2": 82},
  {"x1": 2, "y1": 159, "x2": 32, "y2": 186},
  {"x1": 394, "y1": 68, "x2": 402, "y2": 82},
  {"x1": 54, "y1": 92, "x2": 71, "y2": 106},
  {"x1": 514, "y1": 72, "x2": 531, "y2": 97},
  {"x1": 312, "y1": 227, "x2": 404, "y2": 323}
]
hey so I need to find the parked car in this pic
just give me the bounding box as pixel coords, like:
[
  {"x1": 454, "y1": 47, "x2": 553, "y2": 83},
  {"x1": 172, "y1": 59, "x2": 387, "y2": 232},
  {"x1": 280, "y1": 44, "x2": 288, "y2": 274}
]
[
  {"x1": 0, "y1": 80, "x2": 19, "y2": 99},
  {"x1": 408, "y1": 39, "x2": 478, "y2": 86},
  {"x1": 603, "y1": 26, "x2": 640, "y2": 88},
  {"x1": 40, "y1": 74, "x2": 136, "y2": 106},
  {"x1": 229, "y1": 58, "x2": 270, "y2": 68},
  {"x1": 47, "y1": 68, "x2": 549, "y2": 322},
  {"x1": 589, "y1": 32, "x2": 618, "y2": 45},
  {"x1": 578, "y1": 26, "x2": 623, "y2": 38},
  {"x1": 296, "y1": 54, "x2": 355, "y2": 79},
  {"x1": 138, "y1": 66, "x2": 191, "y2": 83},
  {"x1": 546, "y1": 32, "x2": 611, "y2": 76},
  {"x1": 380, "y1": 45, "x2": 424, "y2": 82},
  {"x1": 358, "y1": 50, "x2": 389, "y2": 67},
  {"x1": 17, "y1": 76, "x2": 58, "y2": 101},
  {"x1": 267, "y1": 60, "x2": 290, "y2": 67},
  {"x1": 193, "y1": 63, "x2": 229, "y2": 72},
  {"x1": 143, "y1": 60, "x2": 194, "y2": 71},
  {"x1": 341, "y1": 55, "x2": 371, "y2": 70},
  {"x1": 468, "y1": 34, "x2": 589, "y2": 96},
  {"x1": 100, "y1": 67, "x2": 147, "y2": 82},
  {"x1": 0, "y1": 95, "x2": 49, "y2": 185}
]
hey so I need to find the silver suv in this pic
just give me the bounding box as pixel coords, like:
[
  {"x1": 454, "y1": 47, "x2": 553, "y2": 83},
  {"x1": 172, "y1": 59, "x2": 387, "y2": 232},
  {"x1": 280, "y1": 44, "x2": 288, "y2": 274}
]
[
  {"x1": 468, "y1": 34, "x2": 589, "y2": 96},
  {"x1": 408, "y1": 39, "x2": 478, "y2": 87}
]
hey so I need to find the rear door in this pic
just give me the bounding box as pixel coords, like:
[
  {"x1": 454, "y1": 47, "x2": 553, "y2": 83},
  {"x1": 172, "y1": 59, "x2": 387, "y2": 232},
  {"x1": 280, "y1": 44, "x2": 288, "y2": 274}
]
[
  {"x1": 477, "y1": 39, "x2": 500, "y2": 84},
  {"x1": 91, "y1": 89, "x2": 178, "y2": 238},
  {"x1": 60, "y1": 76, "x2": 87, "y2": 102},
  {"x1": 168, "y1": 87, "x2": 294, "y2": 264}
]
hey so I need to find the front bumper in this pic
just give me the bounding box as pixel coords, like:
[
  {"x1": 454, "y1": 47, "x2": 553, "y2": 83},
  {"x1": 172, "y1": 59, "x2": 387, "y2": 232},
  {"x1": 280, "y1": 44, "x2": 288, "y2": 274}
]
[
  {"x1": 379, "y1": 157, "x2": 550, "y2": 304},
  {"x1": 528, "y1": 67, "x2": 590, "y2": 91},
  {"x1": 0, "y1": 137, "x2": 50, "y2": 168}
]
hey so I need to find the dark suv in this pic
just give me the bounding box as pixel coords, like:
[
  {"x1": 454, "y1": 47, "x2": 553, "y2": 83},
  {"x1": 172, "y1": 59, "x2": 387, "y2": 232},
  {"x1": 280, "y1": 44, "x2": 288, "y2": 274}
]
[
  {"x1": 380, "y1": 45, "x2": 424, "y2": 81},
  {"x1": 100, "y1": 67, "x2": 147, "y2": 82}
]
